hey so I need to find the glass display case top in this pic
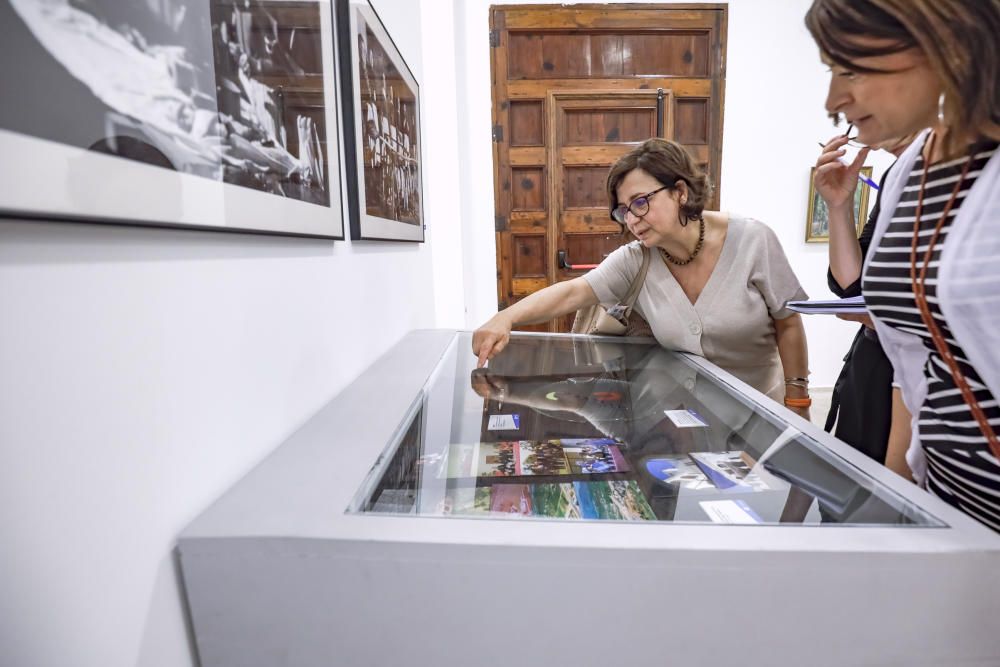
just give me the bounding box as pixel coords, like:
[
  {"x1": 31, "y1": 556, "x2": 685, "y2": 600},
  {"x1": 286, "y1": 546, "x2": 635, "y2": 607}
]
[{"x1": 349, "y1": 333, "x2": 944, "y2": 527}]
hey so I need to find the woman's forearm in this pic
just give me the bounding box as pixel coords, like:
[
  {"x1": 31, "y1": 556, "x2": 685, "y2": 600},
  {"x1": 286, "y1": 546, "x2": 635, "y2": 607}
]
[
  {"x1": 501, "y1": 277, "x2": 599, "y2": 326},
  {"x1": 774, "y1": 313, "x2": 810, "y2": 393},
  {"x1": 828, "y1": 202, "x2": 864, "y2": 290}
]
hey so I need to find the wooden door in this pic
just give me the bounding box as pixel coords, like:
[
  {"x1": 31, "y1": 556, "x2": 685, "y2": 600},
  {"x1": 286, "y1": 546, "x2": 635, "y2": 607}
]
[
  {"x1": 489, "y1": 4, "x2": 728, "y2": 332},
  {"x1": 549, "y1": 89, "x2": 672, "y2": 331}
]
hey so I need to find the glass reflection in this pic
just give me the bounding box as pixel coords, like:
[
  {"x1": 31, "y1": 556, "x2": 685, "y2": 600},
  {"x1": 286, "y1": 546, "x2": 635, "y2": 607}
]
[{"x1": 354, "y1": 333, "x2": 942, "y2": 527}]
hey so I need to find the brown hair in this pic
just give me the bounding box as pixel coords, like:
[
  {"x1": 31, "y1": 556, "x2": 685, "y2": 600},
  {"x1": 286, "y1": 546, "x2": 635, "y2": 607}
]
[
  {"x1": 805, "y1": 0, "x2": 1000, "y2": 158},
  {"x1": 606, "y1": 138, "x2": 711, "y2": 228}
]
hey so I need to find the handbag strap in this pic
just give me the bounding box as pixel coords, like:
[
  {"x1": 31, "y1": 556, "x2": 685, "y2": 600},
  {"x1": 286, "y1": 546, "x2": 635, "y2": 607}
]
[{"x1": 620, "y1": 245, "x2": 651, "y2": 316}]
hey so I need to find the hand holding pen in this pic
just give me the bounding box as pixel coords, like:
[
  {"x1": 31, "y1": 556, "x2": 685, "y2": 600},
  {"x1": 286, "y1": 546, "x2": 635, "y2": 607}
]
[{"x1": 814, "y1": 133, "x2": 874, "y2": 211}]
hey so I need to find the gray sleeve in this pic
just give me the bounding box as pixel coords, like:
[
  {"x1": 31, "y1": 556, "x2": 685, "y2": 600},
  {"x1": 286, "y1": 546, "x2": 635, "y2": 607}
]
[
  {"x1": 582, "y1": 242, "x2": 642, "y2": 305},
  {"x1": 747, "y1": 220, "x2": 808, "y2": 319}
]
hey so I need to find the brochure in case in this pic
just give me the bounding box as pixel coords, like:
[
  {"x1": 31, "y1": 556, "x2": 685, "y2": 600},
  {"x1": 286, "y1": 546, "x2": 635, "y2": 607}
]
[
  {"x1": 444, "y1": 438, "x2": 630, "y2": 478},
  {"x1": 441, "y1": 481, "x2": 655, "y2": 521},
  {"x1": 645, "y1": 455, "x2": 716, "y2": 490},
  {"x1": 690, "y1": 451, "x2": 781, "y2": 491}
]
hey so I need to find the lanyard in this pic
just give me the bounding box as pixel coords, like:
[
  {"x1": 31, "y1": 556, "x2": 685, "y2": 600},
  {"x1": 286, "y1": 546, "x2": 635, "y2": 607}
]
[{"x1": 909, "y1": 132, "x2": 1000, "y2": 461}]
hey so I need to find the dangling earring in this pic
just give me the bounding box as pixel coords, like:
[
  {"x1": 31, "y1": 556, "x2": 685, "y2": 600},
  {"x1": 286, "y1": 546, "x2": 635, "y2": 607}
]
[{"x1": 937, "y1": 92, "x2": 946, "y2": 124}]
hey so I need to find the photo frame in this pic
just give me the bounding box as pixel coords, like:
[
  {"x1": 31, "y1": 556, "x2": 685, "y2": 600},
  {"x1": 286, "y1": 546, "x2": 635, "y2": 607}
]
[
  {"x1": 0, "y1": 0, "x2": 343, "y2": 238},
  {"x1": 805, "y1": 166, "x2": 873, "y2": 243},
  {"x1": 336, "y1": 0, "x2": 424, "y2": 242}
]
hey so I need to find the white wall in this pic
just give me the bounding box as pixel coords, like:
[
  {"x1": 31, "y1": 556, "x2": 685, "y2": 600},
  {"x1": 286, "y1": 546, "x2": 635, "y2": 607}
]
[
  {"x1": 0, "y1": 1, "x2": 464, "y2": 665},
  {"x1": 451, "y1": 0, "x2": 896, "y2": 386}
]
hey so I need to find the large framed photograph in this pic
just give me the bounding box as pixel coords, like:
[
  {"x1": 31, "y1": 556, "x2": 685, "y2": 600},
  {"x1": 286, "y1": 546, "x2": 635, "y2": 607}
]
[
  {"x1": 336, "y1": 0, "x2": 424, "y2": 242},
  {"x1": 0, "y1": 0, "x2": 343, "y2": 238},
  {"x1": 805, "y1": 166, "x2": 873, "y2": 243}
]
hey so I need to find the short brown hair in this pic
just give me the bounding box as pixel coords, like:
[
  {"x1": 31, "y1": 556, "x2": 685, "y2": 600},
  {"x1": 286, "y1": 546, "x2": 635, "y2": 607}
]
[
  {"x1": 606, "y1": 138, "x2": 711, "y2": 225},
  {"x1": 805, "y1": 0, "x2": 1000, "y2": 158}
]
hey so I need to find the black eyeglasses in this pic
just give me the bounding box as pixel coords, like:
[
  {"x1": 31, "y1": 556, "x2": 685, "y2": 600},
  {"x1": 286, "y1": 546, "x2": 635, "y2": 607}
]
[
  {"x1": 826, "y1": 120, "x2": 867, "y2": 149},
  {"x1": 611, "y1": 185, "x2": 669, "y2": 224}
]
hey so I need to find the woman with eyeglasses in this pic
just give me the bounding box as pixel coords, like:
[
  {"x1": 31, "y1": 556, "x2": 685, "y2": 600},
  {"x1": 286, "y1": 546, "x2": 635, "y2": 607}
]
[
  {"x1": 806, "y1": 0, "x2": 1000, "y2": 531},
  {"x1": 473, "y1": 138, "x2": 811, "y2": 417}
]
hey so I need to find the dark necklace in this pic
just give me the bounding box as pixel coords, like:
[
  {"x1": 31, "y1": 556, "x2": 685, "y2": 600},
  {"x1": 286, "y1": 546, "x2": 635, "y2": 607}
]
[{"x1": 658, "y1": 215, "x2": 705, "y2": 266}]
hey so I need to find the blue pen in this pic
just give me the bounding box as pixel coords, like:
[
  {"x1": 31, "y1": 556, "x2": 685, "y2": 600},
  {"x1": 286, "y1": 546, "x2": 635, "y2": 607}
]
[
  {"x1": 817, "y1": 141, "x2": 880, "y2": 190},
  {"x1": 857, "y1": 172, "x2": 880, "y2": 190}
]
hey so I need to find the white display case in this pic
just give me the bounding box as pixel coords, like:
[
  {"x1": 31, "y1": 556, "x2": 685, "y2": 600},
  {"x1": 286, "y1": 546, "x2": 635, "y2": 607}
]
[{"x1": 178, "y1": 330, "x2": 1000, "y2": 666}]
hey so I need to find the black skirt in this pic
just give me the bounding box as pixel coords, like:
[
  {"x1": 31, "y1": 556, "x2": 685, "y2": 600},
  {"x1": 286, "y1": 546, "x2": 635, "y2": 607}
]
[{"x1": 824, "y1": 326, "x2": 893, "y2": 463}]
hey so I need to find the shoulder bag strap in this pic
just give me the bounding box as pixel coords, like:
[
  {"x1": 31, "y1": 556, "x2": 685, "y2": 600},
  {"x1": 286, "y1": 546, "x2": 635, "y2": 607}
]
[{"x1": 621, "y1": 245, "x2": 651, "y2": 316}]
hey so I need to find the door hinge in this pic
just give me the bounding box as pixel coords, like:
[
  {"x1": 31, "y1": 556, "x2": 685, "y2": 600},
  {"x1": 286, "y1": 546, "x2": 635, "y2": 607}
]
[
  {"x1": 494, "y1": 215, "x2": 507, "y2": 232},
  {"x1": 492, "y1": 124, "x2": 503, "y2": 142},
  {"x1": 489, "y1": 29, "x2": 500, "y2": 47}
]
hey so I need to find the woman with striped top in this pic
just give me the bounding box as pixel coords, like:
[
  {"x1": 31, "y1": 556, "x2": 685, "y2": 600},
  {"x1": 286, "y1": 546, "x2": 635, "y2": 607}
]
[{"x1": 806, "y1": 0, "x2": 1000, "y2": 532}]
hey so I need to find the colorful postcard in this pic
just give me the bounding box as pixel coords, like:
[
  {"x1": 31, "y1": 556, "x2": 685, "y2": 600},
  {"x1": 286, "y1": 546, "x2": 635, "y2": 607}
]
[
  {"x1": 489, "y1": 484, "x2": 533, "y2": 515},
  {"x1": 518, "y1": 440, "x2": 572, "y2": 476},
  {"x1": 476, "y1": 441, "x2": 519, "y2": 477},
  {"x1": 563, "y1": 440, "x2": 631, "y2": 475},
  {"x1": 445, "y1": 438, "x2": 631, "y2": 478},
  {"x1": 435, "y1": 486, "x2": 490, "y2": 516},
  {"x1": 531, "y1": 483, "x2": 582, "y2": 519},
  {"x1": 574, "y1": 480, "x2": 656, "y2": 521}
]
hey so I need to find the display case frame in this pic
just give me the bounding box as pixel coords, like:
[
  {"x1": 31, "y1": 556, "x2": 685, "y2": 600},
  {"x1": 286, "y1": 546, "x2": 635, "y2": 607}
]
[{"x1": 178, "y1": 330, "x2": 1000, "y2": 667}]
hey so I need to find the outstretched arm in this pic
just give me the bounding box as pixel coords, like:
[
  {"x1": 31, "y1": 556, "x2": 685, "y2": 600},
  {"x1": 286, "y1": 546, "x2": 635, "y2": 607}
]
[{"x1": 472, "y1": 277, "x2": 599, "y2": 367}]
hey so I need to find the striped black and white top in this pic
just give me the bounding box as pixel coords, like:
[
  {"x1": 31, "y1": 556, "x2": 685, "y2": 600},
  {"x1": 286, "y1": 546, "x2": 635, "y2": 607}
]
[{"x1": 863, "y1": 138, "x2": 1000, "y2": 533}]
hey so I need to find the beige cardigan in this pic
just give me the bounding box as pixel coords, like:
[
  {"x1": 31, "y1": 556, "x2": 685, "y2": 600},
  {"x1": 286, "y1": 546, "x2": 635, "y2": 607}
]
[{"x1": 585, "y1": 216, "x2": 807, "y2": 402}]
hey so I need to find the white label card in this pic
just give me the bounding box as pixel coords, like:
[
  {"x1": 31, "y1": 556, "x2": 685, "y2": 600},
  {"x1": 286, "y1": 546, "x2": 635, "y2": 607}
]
[
  {"x1": 664, "y1": 409, "x2": 708, "y2": 428},
  {"x1": 487, "y1": 414, "x2": 520, "y2": 431},
  {"x1": 699, "y1": 499, "x2": 763, "y2": 524}
]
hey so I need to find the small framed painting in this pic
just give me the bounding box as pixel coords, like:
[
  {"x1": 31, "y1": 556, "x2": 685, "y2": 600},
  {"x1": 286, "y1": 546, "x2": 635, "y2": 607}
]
[
  {"x1": 0, "y1": 0, "x2": 344, "y2": 238},
  {"x1": 336, "y1": 0, "x2": 424, "y2": 242},
  {"x1": 805, "y1": 166, "x2": 873, "y2": 243}
]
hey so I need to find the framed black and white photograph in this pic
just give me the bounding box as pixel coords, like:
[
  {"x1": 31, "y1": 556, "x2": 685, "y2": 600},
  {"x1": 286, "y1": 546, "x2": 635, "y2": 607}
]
[
  {"x1": 336, "y1": 0, "x2": 424, "y2": 242},
  {"x1": 0, "y1": 0, "x2": 343, "y2": 238}
]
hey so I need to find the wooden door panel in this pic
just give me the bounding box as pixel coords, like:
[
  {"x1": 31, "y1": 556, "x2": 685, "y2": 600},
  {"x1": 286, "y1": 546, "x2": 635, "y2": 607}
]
[
  {"x1": 501, "y1": 7, "x2": 719, "y2": 30},
  {"x1": 508, "y1": 100, "x2": 545, "y2": 145},
  {"x1": 562, "y1": 166, "x2": 609, "y2": 209},
  {"x1": 491, "y1": 4, "x2": 728, "y2": 327},
  {"x1": 675, "y1": 97, "x2": 711, "y2": 144},
  {"x1": 550, "y1": 89, "x2": 672, "y2": 303},
  {"x1": 510, "y1": 167, "x2": 546, "y2": 211},
  {"x1": 508, "y1": 146, "x2": 546, "y2": 166},
  {"x1": 562, "y1": 108, "x2": 657, "y2": 145},
  {"x1": 508, "y1": 31, "x2": 715, "y2": 79},
  {"x1": 507, "y1": 78, "x2": 714, "y2": 97},
  {"x1": 508, "y1": 212, "x2": 546, "y2": 228},
  {"x1": 562, "y1": 232, "x2": 627, "y2": 273},
  {"x1": 559, "y1": 144, "x2": 645, "y2": 165},
  {"x1": 559, "y1": 210, "x2": 620, "y2": 231}
]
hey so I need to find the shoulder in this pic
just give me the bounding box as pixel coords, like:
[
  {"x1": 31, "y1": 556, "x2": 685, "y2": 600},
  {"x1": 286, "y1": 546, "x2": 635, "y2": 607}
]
[
  {"x1": 728, "y1": 215, "x2": 778, "y2": 246},
  {"x1": 603, "y1": 240, "x2": 645, "y2": 265}
]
